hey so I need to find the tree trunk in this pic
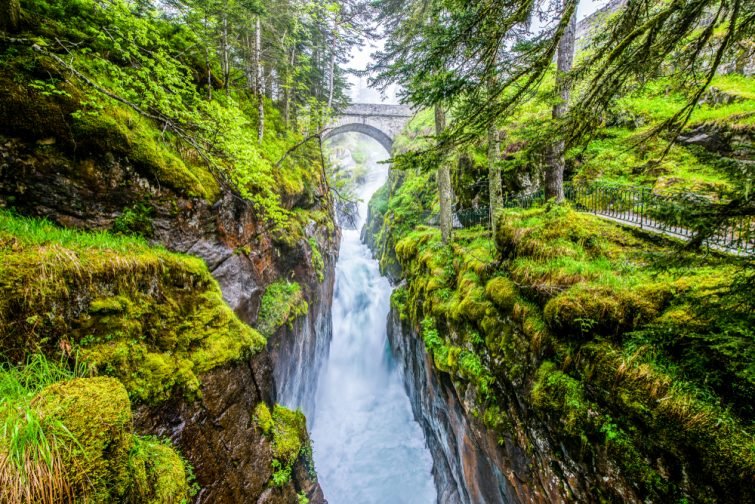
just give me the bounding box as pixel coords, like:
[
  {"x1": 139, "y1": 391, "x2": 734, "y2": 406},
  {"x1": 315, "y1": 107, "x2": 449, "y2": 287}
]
[
  {"x1": 264, "y1": 63, "x2": 274, "y2": 99},
  {"x1": 544, "y1": 5, "x2": 577, "y2": 201},
  {"x1": 327, "y1": 48, "x2": 335, "y2": 109},
  {"x1": 0, "y1": 0, "x2": 20, "y2": 33},
  {"x1": 488, "y1": 126, "x2": 504, "y2": 234},
  {"x1": 245, "y1": 33, "x2": 254, "y2": 90},
  {"x1": 204, "y1": 12, "x2": 212, "y2": 101},
  {"x1": 255, "y1": 15, "x2": 264, "y2": 142},
  {"x1": 435, "y1": 105, "x2": 453, "y2": 244},
  {"x1": 284, "y1": 47, "x2": 295, "y2": 130},
  {"x1": 221, "y1": 13, "x2": 230, "y2": 95}
]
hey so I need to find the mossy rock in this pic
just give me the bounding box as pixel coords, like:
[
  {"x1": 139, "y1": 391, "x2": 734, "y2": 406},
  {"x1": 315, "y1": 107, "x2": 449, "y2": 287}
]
[
  {"x1": 127, "y1": 436, "x2": 192, "y2": 504},
  {"x1": 33, "y1": 377, "x2": 133, "y2": 501},
  {"x1": 80, "y1": 288, "x2": 265, "y2": 403},
  {"x1": 72, "y1": 105, "x2": 220, "y2": 201},
  {"x1": 256, "y1": 281, "x2": 309, "y2": 338},
  {"x1": 255, "y1": 403, "x2": 312, "y2": 488},
  {"x1": 543, "y1": 284, "x2": 667, "y2": 339},
  {"x1": 270, "y1": 405, "x2": 308, "y2": 466},
  {"x1": 1, "y1": 366, "x2": 191, "y2": 503},
  {"x1": 485, "y1": 276, "x2": 517, "y2": 313}
]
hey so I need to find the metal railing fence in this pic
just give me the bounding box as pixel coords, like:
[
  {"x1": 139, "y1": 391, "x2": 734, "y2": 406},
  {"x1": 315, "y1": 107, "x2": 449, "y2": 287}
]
[{"x1": 446, "y1": 183, "x2": 754, "y2": 255}]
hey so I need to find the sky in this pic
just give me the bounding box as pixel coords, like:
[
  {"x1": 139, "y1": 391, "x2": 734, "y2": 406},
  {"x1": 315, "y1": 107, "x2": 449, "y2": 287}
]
[{"x1": 347, "y1": 0, "x2": 609, "y2": 104}]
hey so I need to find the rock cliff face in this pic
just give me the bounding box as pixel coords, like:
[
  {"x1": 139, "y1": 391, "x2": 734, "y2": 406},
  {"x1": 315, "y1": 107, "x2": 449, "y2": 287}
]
[
  {"x1": 267, "y1": 257, "x2": 336, "y2": 417},
  {"x1": 0, "y1": 135, "x2": 328, "y2": 324},
  {"x1": 387, "y1": 309, "x2": 510, "y2": 504},
  {"x1": 134, "y1": 354, "x2": 324, "y2": 504},
  {"x1": 386, "y1": 308, "x2": 641, "y2": 504},
  {"x1": 0, "y1": 132, "x2": 338, "y2": 502}
]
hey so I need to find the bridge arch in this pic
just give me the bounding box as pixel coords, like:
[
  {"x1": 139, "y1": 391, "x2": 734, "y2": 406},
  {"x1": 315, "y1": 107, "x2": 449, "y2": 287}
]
[
  {"x1": 324, "y1": 103, "x2": 414, "y2": 155},
  {"x1": 323, "y1": 123, "x2": 394, "y2": 153}
]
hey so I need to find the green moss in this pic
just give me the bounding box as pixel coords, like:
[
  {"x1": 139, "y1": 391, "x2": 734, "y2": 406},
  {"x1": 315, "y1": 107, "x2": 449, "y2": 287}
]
[
  {"x1": 450, "y1": 272, "x2": 493, "y2": 322},
  {"x1": 256, "y1": 281, "x2": 309, "y2": 337},
  {"x1": 30, "y1": 377, "x2": 133, "y2": 500},
  {"x1": 0, "y1": 355, "x2": 87, "y2": 502},
  {"x1": 89, "y1": 295, "x2": 131, "y2": 314},
  {"x1": 308, "y1": 237, "x2": 325, "y2": 283},
  {"x1": 390, "y1": 287, "x2": 409, "y2": 317},
  {"x1": 485, "y1": 277, "x2": 517, "y2": 313},
  {"x1": 543, "y1": 283, "x2": 665, "y2": 339},
  {"x1": 531, "y1": 362, "x2": 590, "y2": 436},
  {"x1": 127, "y1": 436, "x2": 193, "y2": 504},
  {"x1": 254, "y1": 402, "x2": 274, "y2": 435},
  {"x1": 74, "y1": 105, "x2": 220, "y2": 201},
  {"x1": 81, "y1": 288, "x2": 263, "y2": 403},
  {"x1": 256, "y1": 403, "x2": 312, "y2": 488},
  {"x1": 270, "y1": 405, "x2": 307, "y2": 465},
  {"x1": 0, "y1": 363, "x2": 188, "y2": 501}
]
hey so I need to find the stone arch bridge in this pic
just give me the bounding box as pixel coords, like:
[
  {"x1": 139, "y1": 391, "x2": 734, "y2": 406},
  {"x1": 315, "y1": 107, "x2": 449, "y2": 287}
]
[{"x1": 323, "y1": 103, "x2": 414, "y2": 153}]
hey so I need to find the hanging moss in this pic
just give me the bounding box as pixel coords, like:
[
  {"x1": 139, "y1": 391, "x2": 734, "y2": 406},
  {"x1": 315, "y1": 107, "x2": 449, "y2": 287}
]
[
  {"x1": 256, "y1": 281, "x2": 309, "y2": 338},
  {"x1": 255, "y1": 403, "x2": 312, "y2": 488}
]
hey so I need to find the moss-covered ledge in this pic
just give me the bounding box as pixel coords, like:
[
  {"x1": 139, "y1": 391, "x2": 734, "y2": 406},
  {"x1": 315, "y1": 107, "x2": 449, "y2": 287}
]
[
  {"x1": 389, "y1": 204, "x2": 754, "y2": 502},
  {"x1": 0, "y1": 209, "x2": 275, "y2": 501},
  {"x1": 0, "y1": 209, "x2": 266, "y2": 403}
]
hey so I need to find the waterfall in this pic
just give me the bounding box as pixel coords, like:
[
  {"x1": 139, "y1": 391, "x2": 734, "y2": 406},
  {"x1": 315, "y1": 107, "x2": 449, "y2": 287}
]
[{"x1": 309, "y1": 141, "x2": 438, "y2": 503}]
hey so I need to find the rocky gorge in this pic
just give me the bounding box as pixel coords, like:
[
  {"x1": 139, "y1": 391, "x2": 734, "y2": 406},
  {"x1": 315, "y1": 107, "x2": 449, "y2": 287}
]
[
  {"x1": 0, "y1": 76, "x2": 339, "y2": 501},
  {"x1": 1, "y1": 0, "x2": 753, "y2": 501}
]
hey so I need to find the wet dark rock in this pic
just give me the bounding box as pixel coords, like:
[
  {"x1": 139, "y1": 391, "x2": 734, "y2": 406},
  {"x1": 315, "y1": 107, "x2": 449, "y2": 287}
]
[
  {"x1": 267, "y1": 252, "x2": 337, "y2": 417},
  {"x1": 678, "y1": 125, "x2": 731, "y2": 153},
  {"x1": 134, "y1": 353, "x2": 324, "y2": 504},
  {"x1": 388, "y1": 310, "x2": 514, "y2": 504}
]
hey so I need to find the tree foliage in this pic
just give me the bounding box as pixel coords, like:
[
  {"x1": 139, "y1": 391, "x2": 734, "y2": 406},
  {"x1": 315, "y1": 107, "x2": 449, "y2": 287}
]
[
  {"x1": 371, "y1": 0, "x2": 754, "y2": 156},
  {"x1": 1, "y1": 0, "x2": 372, "y2": 224}
]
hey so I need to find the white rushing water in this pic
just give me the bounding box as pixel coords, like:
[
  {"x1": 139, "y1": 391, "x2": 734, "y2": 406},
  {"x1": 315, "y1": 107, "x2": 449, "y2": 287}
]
[{"x1": 310, "y1": 138, "x2": 437, "y2": 503}]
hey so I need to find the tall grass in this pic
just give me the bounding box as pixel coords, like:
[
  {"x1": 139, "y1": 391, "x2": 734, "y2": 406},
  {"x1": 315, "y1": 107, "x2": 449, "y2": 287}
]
[
  {"x1": 0, "y1": 209, "x2": 152, "y2": 253},
  {"x1": 0, "y1": 354, "x2": 87, "y2": 504}
]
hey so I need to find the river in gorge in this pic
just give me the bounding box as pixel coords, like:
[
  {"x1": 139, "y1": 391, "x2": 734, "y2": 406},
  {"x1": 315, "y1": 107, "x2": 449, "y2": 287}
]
[{"x1": 307, "y1": 137, "x2": 437, "y2": 503}]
